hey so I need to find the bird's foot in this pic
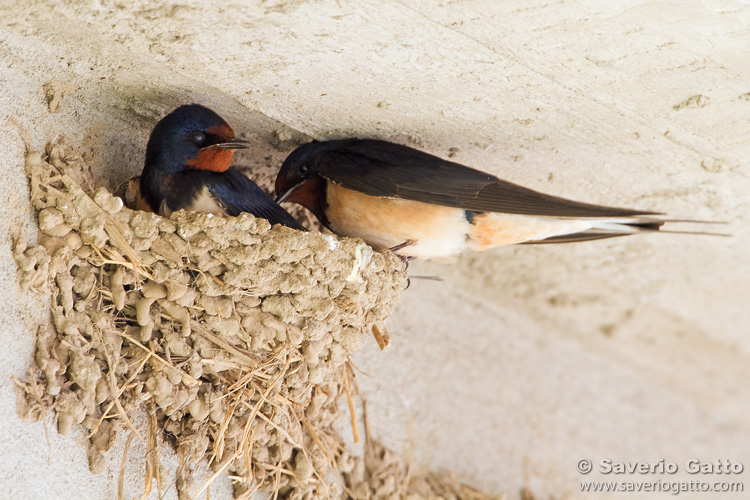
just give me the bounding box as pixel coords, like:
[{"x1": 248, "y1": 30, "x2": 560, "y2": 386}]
[
  {"x1": 389, "y1": 239, "x2": 416, "y2": 254},
  {"x1": 389, "y1": 241, "x2": 416, "y2": 288}
]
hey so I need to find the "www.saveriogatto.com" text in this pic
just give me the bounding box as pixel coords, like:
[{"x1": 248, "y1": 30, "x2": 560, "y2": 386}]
[{"x1": 580, "y1": 480, "x2": 743, "y2": 495}]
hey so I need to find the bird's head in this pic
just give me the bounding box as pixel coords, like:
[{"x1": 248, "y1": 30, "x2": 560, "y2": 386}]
[
  {"x1": 274, "y1": 140, "x2": 326, "y2": 209},
  {"x1": 144, "y1": 104, "x2": 250, "y2": 175}
]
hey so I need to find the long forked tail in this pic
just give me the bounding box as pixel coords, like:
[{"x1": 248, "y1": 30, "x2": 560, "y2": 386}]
[{"x1": 524, "y1": 219, "x2": 729, "y2": 245}]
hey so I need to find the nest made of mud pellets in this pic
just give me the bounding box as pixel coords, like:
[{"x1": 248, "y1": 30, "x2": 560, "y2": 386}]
[{"x1": 13, "y1": 140, "x2": 406, "y2": 499}]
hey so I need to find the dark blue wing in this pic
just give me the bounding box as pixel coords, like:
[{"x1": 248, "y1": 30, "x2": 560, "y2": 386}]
[
  {"x1": 207, "y1": 168, "x2": 304, "y2": 229},
  {"x1": 314, "y1": 139, "x2": 658, "y2": 218}
]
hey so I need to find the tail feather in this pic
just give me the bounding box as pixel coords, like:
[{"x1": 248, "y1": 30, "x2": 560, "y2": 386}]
[
  {"x1": 650, "y1": 229, "x2": 731, "y2": 237},
  {"x1": 623, "y1": 220, "x2": 665, "y2": 231},
  {"x1": 621, "y1": 219, "x2": 730, "y2": 237},
  {"x1": 659, "y1": 219, "x2": 728, "y2": 224},
  {"x1": 468, "y1": 212, "x2": 728, "y2": 250},
  {"x1": 522, "y1": 231, "x2": 630, "y2": 245},
  {"x1": 524, "y1": 218, "x2": 729, "y2": 245}
]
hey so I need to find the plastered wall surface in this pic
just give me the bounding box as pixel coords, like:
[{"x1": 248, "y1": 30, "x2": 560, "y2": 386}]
[{"x1": 1, "y1": 1, "x2": 749, "y2": 499}]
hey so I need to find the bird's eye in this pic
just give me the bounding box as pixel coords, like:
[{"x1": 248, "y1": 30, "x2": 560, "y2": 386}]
[
  {"x1": 189, "y1": 131, "x2": 206, "y2": 145},
  {"x1": 299, "y1": 162, "x2": 310, "y2": 175}
]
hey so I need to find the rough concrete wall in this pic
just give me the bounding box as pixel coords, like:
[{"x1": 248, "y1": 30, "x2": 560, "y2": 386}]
[{"x1": 1, "y1": 1, "x2": 749, "y2": 499}]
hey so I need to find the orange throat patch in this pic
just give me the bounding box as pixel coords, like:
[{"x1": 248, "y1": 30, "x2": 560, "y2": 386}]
[{"x1": 187, "y1": 148, "x2": 235, "y2": 172}]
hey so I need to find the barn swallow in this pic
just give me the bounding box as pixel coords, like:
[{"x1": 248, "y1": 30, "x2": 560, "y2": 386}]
[
  {"x1": 275, "y1": 139, "x2": 723, "y2": 260},
  {"x1": 139, "y1": 104, "x2": 303, "y2": 229}
]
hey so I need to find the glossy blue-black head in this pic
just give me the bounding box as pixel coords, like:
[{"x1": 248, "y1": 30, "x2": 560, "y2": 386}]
[
  {"x1": 274, "y1": 140, "x2": 332, "y2": 203},
  {"x1": 144, "y1": 104, "x2": 249, "y2": 175}
]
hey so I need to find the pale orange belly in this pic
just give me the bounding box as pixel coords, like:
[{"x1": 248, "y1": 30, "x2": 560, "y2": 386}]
[
  {"x1": 324, "y1": 183, "x2": 595, "y2": 259},
  {"x1": 467, "y1": 212, "x2": 594, "y2": 251},
  {"x1": 325, "y1": 183, "x2": 471, "y2": 259}
]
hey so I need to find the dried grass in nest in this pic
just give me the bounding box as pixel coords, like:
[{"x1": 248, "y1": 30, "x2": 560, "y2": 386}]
[
  {"x1": 12, "y1": 138, "x2": 405, "y2": 499},
  {"x1": 336, "y1": 382, "x2": 509, "y2": 500}
]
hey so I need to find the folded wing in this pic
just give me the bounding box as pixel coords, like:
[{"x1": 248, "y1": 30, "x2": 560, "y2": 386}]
[
  {"x1": 315, "y1": 139, "x2": 658, "y2": 219},
  {"x1": 208, "y1": 169, "x2": 305, "y2": 230}
]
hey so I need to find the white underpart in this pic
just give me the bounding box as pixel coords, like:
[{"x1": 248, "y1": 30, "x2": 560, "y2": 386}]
[
  {"x1": 463, "y1": 213, "x2": 648, "y2": 256},
  {"x1": 511, "y1": 215, "x2": 597, "y2": 241},
  {"x1": 503, "y1": 215, "x2": 645, "y2": 242},
  {"x1": 160, "y1": 186, "x2": 227, "y2": 217},
  {"x1": 467, "y1": 213, "x2": 644, "y2": 253}
]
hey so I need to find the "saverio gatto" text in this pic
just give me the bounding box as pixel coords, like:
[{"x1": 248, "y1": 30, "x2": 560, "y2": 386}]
[{"x1": 599, "y1": 459, "x2": 744, "y2": 475}]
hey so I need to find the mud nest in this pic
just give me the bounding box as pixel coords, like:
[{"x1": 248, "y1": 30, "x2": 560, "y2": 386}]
[
  {"x1": 14, "y1": 138, "x2": 506, "y2": 500},
  {"x1": 13, "y1": 140, "x2": 407, "y2": 499}
]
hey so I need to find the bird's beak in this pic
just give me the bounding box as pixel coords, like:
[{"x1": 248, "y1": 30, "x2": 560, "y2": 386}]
[
  {"x1": 206, "y1": 138, "x2": 252, "y2": 150},
  {"x1": 275, "y1": 181, "x2": 303, "y2": 204}
]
